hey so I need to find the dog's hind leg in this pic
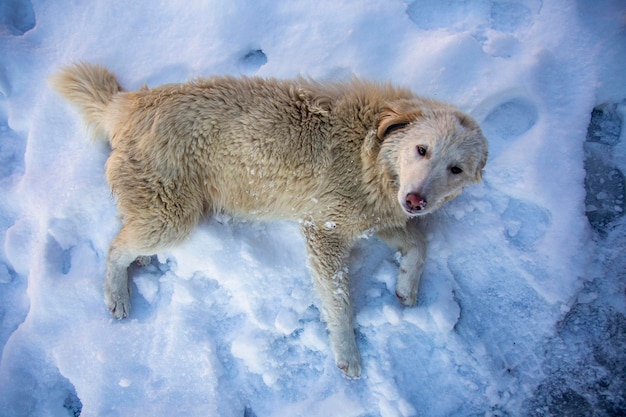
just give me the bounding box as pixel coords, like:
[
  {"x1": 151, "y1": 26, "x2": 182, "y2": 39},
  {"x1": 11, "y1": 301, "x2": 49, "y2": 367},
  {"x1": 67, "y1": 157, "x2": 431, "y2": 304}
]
[
  {"x1": 105, "y1": 225, "x2": 143, "y2": 319},
  {"x1": 377, "y1": 220, "x2": 426, "y2": 307},
  {"x1": 302, "y1": 223, "x2": 361, "y2": 378},
  {"x1": 104, "y1": 186, "x2": 203, "y2": 319}
]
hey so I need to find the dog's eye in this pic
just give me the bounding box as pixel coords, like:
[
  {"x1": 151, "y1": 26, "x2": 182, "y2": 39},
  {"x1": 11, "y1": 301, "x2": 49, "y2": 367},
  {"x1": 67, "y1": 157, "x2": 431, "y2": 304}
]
[
  {"x1": 416, "y1": 145, "x2": 427, "y2": 156},
  {"x1": 450, "y1": 166, "x2": 463, "y2": 174}
]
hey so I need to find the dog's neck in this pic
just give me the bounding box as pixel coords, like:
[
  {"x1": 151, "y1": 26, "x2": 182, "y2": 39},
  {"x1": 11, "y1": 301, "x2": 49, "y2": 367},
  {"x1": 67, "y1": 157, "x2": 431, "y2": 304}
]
[{"x1": 359, "y1": 130, "x2": 408, "y2": 228}]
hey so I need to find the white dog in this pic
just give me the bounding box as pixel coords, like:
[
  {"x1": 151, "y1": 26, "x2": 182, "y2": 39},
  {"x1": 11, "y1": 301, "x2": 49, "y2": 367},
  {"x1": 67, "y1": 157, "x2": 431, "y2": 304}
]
[{"x1": 52, "y1": 63, "x2": 488, "y2": 377}]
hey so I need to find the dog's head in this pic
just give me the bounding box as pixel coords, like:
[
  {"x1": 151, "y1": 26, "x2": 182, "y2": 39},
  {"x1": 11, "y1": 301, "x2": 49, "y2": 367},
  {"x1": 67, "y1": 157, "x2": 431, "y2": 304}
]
[{"x1": 377, "y1": 99, "x2": 488, "y2": 216}]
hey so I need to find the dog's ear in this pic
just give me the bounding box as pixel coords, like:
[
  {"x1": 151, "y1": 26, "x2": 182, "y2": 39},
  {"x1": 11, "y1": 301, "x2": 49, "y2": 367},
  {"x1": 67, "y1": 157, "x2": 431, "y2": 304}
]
[
  {"x1": 474, "y1": 143, "x2": 488, "y2": 182},
  {"x1": 456, "y1": 112, "x2": 488, "y2": 182},
  {"x1": 474, "y1": 167, "x2": 484, "y2": 182},
  {"x1": 377, "y1": 105, "x2": 422, "y2": 140}
]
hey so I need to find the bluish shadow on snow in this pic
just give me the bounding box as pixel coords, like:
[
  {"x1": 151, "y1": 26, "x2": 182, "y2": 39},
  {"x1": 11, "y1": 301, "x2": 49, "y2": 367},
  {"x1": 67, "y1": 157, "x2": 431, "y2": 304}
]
[
  {"x1": 489, "y1": 1, "x2": 533, "y2": 33},
  {"x1": 0, "y1": 0, "x2": 35, "y2": 35},
  {"x1": 0, "y1": 111, "x2": 26, "y2": 180},
  {"x1": 0, "y1": 340, "x2": 83, "y2": 416},
  {"x1": 502, "y1": 198, "x2": 551, "y2": 250}
]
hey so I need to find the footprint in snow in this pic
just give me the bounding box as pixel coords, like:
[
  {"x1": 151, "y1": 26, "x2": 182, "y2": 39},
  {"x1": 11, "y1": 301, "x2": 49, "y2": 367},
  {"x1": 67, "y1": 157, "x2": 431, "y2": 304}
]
[
  {"x1": 239, "y1": 48, "x2": 268, "y2": 74},
  {"x1": 405, "y1": 0, "x2": 535, "y2": 33},
  {"x1": 474, "y1": 94, "x2": 550, "y2": 248},
  {"x1": 486, "y1": 1, "x2": 537, "y2": 57},
  {"x1": 406, "y1": 0, "x2": 536, "y2": 58},
  {"x1": 489, "y1": 1, "x2": 533, "y2": 33},
  {"x1": 476, "y1": 94, "x2": 539, "y2": 160},
  {"x1": 45, "y1": 218, "x2": 79, "y2": 275},
  {"x1": 0, "y1": 0, "x2": 36, "y2": 36},
  {"x1": 502, "y1": 198, "x2": 552, "y2": 250},
  {"x1": 405, "y1": 0, "x2": 471, "y2": 31}
]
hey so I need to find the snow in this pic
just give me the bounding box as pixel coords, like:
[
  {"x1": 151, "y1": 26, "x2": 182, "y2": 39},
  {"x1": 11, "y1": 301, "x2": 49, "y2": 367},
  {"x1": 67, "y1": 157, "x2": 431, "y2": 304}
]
[{"x1": 1, "y1": 0, "x2": 625, "y2": 416}]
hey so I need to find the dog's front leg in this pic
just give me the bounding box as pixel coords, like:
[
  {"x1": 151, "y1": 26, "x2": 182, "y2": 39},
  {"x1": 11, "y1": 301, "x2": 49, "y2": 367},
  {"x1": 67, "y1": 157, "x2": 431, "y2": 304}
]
[
  {"x1": 378, "y1": 220, "x2": 426, "y2": 306},
  {"x1": 302, "y1": 223, "x2": 361, "y2": 378}
]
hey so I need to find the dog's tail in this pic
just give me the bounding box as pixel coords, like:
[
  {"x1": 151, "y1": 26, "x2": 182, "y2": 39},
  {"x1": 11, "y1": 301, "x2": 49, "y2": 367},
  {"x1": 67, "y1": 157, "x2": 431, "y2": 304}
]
[{"x1": 50, "y1": 63, "x2": 124, "y2": 140}]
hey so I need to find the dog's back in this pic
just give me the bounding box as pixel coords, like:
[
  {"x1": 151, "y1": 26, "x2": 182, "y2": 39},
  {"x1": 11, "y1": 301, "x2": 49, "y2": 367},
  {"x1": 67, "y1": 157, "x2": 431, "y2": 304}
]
[{"x1": 52, "y1": 64, "x2": 411, "y2": 222}]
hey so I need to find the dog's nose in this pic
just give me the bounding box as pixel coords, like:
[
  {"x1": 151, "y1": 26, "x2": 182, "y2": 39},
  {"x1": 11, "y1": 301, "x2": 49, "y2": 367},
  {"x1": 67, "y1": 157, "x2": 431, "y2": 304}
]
[{"x1": 405, "y1": 193, "x2": 427, "y2": 211}]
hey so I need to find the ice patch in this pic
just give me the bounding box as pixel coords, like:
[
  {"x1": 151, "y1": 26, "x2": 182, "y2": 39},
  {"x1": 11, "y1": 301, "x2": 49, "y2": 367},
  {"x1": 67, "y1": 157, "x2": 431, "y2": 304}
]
[
  {"x1": 587, "y1": 103, "x2": 622, "y2": 146},
  {"x1": 525, "y1": 302, "x2": 626, "y2": 415},
  {"x1": 447, "y1": 243, "x2": 558, "y2": 410},
  {"x1": 584, "y1": 102, "x2": 625, "y2": 234}
]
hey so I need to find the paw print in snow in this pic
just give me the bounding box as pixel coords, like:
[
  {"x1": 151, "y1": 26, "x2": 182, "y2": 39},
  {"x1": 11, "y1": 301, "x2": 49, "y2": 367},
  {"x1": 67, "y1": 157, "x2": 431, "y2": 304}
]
[
  {"x1": 490, "y1": 1, "x2": 533, "y2": 33},
  {"x1": 502, "y1": 198, "x2": 552, "y2": 249},
  {"x1": 478, "y1": 94, "x2": 539, "y2": 160},
  {"x1": 0, "y1": 0, "x2": 36, "y2": 35},
  {"x1": 239, "y1": 49, "x2": 268, "y2": 73}
]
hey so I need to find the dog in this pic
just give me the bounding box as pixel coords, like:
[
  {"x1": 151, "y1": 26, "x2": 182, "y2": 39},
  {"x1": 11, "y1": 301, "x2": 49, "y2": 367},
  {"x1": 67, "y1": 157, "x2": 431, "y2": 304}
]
[{"x1": 51, "y1": 63, "x2": 488, "y2": 377}]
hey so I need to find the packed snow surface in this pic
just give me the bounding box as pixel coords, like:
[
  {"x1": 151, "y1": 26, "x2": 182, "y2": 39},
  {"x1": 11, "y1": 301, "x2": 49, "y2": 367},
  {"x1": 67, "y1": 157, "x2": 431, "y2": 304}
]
[{"x1": 1, "y1": 1, "x2": 625, "y2": 416}]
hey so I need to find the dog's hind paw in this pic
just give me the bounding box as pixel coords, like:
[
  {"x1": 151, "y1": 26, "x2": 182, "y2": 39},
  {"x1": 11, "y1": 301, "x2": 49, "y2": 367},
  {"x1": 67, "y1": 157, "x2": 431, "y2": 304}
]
[
  {"x1": 134, "y1": 255, "x2": 152, "y2": 267},
  {"x1": 105, "y1": 290, "x2": 130, "y2": 319}
]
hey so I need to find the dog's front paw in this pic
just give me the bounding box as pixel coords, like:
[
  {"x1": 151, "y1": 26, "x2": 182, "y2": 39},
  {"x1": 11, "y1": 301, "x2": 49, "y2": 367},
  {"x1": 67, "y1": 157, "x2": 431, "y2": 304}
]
[
  {"x1": 332, "y1": 337, "x2": 362, "y2": 378},
  {"x1": 105, "y1": 287, "x2": 130, "y2": 319},
  {"x1": 336, "y1": 351, "x2": 361, "y2": 378},
  {"x1": 395, "y1": 287, "x2": 417, "y2": 307},
  {"x1": 395, "y1": 267, "x2": 419, "y2": 307}
]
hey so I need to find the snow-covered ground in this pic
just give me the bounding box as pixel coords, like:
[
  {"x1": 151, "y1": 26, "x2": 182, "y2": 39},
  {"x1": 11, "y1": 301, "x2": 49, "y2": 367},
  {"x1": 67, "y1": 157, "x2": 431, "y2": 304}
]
[{"x1": 1, "y1": 1, "x2": 625, "y2": 416}]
